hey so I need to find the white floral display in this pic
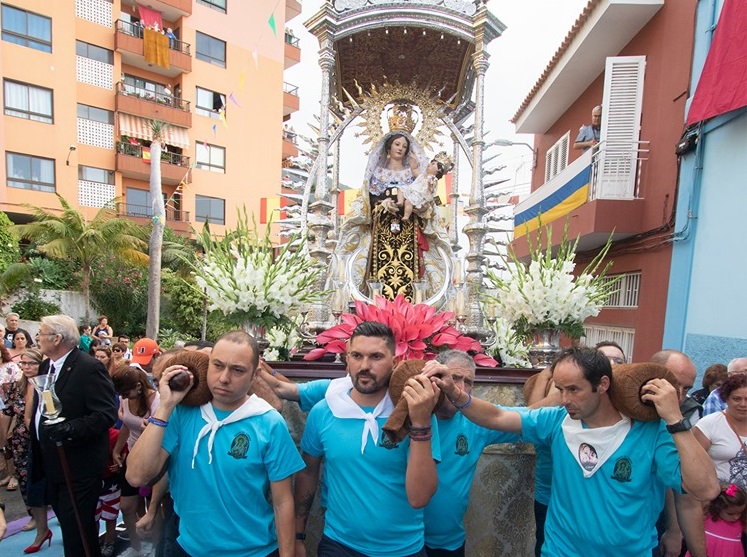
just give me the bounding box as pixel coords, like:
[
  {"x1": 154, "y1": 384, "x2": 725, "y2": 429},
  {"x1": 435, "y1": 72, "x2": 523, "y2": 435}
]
[
  {"x1": 192, "y1": 210, "x2": 326, "y2": 331},
  {"x1": 486, "y1": 221, "x2": 618, "y2": 340}
]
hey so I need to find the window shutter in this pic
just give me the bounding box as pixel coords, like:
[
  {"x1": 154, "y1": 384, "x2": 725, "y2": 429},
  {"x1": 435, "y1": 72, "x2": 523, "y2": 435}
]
[{"x1": 597, "y1": 56, "x2": 645, "y2": 199}]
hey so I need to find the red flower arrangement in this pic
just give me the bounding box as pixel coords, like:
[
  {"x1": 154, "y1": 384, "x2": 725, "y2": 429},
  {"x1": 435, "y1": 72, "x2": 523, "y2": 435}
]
[{"x1": 303, "y1": 295, "x2": 498, "y2": 367}]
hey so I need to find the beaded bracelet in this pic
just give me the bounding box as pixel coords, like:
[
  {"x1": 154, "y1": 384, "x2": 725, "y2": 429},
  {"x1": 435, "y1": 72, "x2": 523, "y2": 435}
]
[
  {"x1": 148, "y1": 417, "x2": 169, "y2": 428},
  {"x1": 453, "y1": 392, "x2": 473, "y2": 411}
]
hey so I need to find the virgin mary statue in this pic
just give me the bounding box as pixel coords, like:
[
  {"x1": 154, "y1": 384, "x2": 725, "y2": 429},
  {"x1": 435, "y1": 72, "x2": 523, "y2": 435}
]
[{"x1": 336, "y1": 107, "x2": 452, "y2": 303}]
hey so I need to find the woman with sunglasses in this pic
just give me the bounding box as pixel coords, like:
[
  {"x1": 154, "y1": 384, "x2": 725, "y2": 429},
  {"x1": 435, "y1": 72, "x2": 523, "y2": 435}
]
[
  {"x1": 5, "y1": 349, "x2": 52, "y2": 552},
  {"x1": 111, "y1": 343, "x2": 128, "y2": 366}
]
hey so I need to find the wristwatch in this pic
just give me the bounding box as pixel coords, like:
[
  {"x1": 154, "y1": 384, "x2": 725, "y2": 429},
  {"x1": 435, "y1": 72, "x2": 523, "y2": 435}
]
[{"x1": 666, "y1": 417, "x2": 692, "y2": 434}]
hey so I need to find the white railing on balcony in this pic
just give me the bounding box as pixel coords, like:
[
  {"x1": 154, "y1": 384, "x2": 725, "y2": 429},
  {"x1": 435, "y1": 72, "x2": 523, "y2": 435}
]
[{"x1": 513, "y1": 141, "x2": 649, "y2": 235}]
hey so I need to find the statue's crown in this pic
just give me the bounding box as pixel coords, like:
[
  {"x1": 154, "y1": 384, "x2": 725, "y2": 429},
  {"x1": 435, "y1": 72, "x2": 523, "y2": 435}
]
[
  {"x1": 433, "y1": 151, "x2": 455, "y2": 174},
  {"x1": 387, "y1": 103, "x2": 418, "y2": 134}
]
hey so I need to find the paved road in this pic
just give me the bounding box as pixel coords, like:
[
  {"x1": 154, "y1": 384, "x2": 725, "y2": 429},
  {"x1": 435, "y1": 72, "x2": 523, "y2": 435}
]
[{"x1": 1, "y1": 471, "x2": 29, "y2": 524}]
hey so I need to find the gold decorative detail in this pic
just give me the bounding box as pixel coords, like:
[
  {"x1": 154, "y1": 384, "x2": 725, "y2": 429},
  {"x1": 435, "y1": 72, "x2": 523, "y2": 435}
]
[
  {"x1": 432, "y1": 151, "x2": 455, "y2": 173},
  {"x1": 352, "y1": 81, "x2": 447, "y2": 153},
  {"x1": 387, "y1": 103, "x2": 418, "y2": 134}
]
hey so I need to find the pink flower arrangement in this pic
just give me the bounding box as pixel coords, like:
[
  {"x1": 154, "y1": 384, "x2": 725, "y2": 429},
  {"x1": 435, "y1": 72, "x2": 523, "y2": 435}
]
[{"x1": 304, "y1": 295, "x2": 498, "y2": 367}]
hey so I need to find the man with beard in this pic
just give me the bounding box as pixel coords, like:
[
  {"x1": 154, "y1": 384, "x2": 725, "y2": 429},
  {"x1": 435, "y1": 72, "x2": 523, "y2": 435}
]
[{"x1": 293, "y1": 321, "x2": 440, "y2": 557}]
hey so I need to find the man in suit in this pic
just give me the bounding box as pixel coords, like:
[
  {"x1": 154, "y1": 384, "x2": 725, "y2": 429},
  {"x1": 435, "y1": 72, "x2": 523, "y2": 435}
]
[{"x1": 33, "y1": 314, "x2": 118, "y2": 557}]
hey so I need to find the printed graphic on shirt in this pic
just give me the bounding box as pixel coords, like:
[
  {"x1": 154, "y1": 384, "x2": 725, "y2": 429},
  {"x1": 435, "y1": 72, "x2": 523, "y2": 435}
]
[
  {"x1": 579, "y1": 442, "x2": 598, "y2": 471},
  {"x1": 228, "y1": 433, "x2": 250, "y2": 459},
  {"x1": 455, "y1": 433, "x2": 469, "y2": 456},
  {"x1": 611, "y1": 457, "x2": 632, "y2": 483}
]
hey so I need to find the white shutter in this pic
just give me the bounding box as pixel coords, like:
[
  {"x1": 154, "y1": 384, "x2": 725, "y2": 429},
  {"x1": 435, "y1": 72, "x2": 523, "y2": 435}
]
[{"x1": 597, "y1": 56, "x2": 645, "y2": 199}]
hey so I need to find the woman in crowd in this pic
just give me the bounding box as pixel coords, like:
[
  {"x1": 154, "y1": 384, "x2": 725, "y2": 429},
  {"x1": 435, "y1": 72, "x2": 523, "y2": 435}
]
[
  {"x1": 112, "y1": 365, "x2": 161, "y2": 556},
  {"x1": 8, "y1": 330, "x2": 30, "y2": 362},
  {"x1": 693, "y1": 373, "x2": 747, "y2": 489},
  {"x1": 692, "y1": 363, "x2": 728, "y2": 405},
  {"x1": 93, "y1": 315, "x2": 114, "y2": 346},
  {"x1": 111, "y1": 342, "x2": 129, "y2": 366},
  {"x1": 4, "y1": 348, "x2": 51, "y2": 551},
  {"x1": 94, "y1": 346, "x2": 114, "y2": 375},
  {"x1": 0, "y1": 345, "x2": 20, "y2": 491}
]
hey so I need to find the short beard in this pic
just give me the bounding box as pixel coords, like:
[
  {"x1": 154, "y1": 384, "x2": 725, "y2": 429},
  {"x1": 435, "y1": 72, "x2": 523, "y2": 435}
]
[{"x1": 352, "y1": 373, "x2": 385, "y2": 395}]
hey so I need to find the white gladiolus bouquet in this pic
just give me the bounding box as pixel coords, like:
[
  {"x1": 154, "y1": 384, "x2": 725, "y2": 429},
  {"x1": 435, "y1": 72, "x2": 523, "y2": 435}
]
[
  {"x1": 264, "y1": 320, "x2": 304, "y2": 361},
  {"x1": 192, "y1": 209, "x2": 326, "y2": 331},
  {"x1": 486, "y1": 220, "x2": 618, "y2": 340},
  {"x1": 487, "y1": 316, "x2": 532, "y2": 368}
]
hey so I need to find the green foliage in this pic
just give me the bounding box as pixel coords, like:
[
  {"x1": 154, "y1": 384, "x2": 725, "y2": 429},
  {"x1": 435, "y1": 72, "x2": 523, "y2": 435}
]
[
  {"x1": 156, "y1": 327, "x2": 194, "y2": 350},
  {"x1": 159, "y1": 270, "x2": 233, "y2": 341},
  {"x1": 89, "y1": 255, "x2": 148, "y2": 336},
  {"x1": 25, "y1": 257, "x2": 79, "y2": 289},
  {"x1": 0, "y1": 211, "x2": 21, "y2": 274},
  {"x1": 11, "y1": 290, "x2": 61, "y2": 320}
]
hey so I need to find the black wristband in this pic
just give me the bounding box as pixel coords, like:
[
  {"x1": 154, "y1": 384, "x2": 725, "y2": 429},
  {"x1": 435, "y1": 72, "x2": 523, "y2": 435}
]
[{"x1": 295, "y1": 533, "x2": 306, "y2": 541}]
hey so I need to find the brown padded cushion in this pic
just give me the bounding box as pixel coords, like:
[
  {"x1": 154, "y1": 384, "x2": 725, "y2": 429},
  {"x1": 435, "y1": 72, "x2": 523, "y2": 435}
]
[
  {"x1": 169, "y1": 351, "x2": 212, "y2": 406},
  {"x1": 609, "y1": 362, "x2": 679, "y2": 421},
  {"x1": 383, "y1": 360, "x2": 444, "y2": 443}
]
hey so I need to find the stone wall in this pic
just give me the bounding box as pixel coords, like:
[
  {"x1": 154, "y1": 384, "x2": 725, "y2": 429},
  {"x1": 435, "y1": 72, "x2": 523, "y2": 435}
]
[{"x1": 281, "y1": 378, "x2": 537, "y2": 557}]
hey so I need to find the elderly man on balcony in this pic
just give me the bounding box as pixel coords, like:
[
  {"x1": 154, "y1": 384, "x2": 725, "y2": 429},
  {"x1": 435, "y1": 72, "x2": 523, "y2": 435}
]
[{"x1": 574, "y1": 105, "x2": 602, "y2": 151}]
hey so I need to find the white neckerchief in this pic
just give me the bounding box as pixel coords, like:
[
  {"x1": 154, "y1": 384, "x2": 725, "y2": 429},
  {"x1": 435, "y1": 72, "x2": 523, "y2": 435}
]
[
  {"x1": 561, "y1": 413, "x2": 631, "y2": 478},
  {"x1": 324, "y1": 375, "x2": 394, "y2": 453},
  {"x1": 191, "y1": 395, "x2": 273, "y2": 468}
]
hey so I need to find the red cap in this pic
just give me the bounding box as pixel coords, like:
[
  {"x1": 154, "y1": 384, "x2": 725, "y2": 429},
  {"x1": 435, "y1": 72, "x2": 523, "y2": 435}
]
[{"x1": 131, "y1": 338, "x2": 160, "y2": 365}]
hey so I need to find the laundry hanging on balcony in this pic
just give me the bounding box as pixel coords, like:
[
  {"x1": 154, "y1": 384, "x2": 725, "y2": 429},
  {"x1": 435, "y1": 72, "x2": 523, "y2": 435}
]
[
  {"x1": 119, "y1": 114, "x2": 189, "y2": 149},
  {"x1": 143, "y1": 28, "x2": 170, "y2": 70}
]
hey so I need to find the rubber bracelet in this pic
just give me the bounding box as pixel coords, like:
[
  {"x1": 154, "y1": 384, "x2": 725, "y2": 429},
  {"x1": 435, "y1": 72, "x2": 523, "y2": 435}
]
[
  {"x1": 408, "y1": 425, "x2": 432, "y2": 432},
  {"x1": 410, "y1": 433, "x2": 432, "y2": 442},
  {"x1": 453, "y1": 392, "x2": 472, "y2": 411},
  {"x1": 148, "y1": 417, "x2": 169, "y2": 428}
]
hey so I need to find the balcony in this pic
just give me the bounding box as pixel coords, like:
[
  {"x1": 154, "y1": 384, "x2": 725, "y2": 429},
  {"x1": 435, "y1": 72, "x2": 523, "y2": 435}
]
[
  {"x1": 117, "y1": 202, "x2": 191, "y2": 234},
  {"x1": 512, "y1": 142, "x2": 649, "y2": 257},
  {"x1": 116, "y1": 82, "x2": 192, "y2": 128},
  {"x1": 284, "y1": 32, "x2": 301, "y2": 68},
  {"x1": 283, "y1": 82, "x2": 300, "y2": 116},
  {"x1": 115, "y1": 20, "x2": 192, "y2": 77},
  {"x1": 286, "y1": 0, "x2": 302, "y2": 22},
  {"x1": 116, "y1": 141, "x2": 191, "y2": 186},
  {"x1": 282, "y1": 129, "x2": 299, "y2": 159}
]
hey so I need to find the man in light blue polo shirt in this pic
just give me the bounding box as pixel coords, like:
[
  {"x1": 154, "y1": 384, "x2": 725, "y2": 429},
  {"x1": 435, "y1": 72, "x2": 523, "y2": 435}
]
[
  {"x1": 293, "y1": 321, "x2": 440, "y2": 557},
  {"x1": 426, "y1": 346, "x2": 719, "y2": 557},
  {"x1": 127, "y1": 331, "x2": 304, "y2": 557}
]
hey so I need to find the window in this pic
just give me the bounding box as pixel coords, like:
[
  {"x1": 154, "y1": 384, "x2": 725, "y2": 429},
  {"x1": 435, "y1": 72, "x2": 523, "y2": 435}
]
[
  {"x1": 196, "y1": 142, "x2": 225, "y2": 173},
  {"x1": 195, "y1": 32, "x2": 225, "y2": 67},
  {"x1": 197, "y1": 0, "x2": 226, "y2": 13},
  {"x1": 195, "y1": 87, "x2": 225, "y2": 118},
  {"x1": 77, "y1": 103, "x2": 113, "y2": 124},
  {"x1": 3, "y1": 80, "x2": 53, "y2": 123},
  {"x1": 601, "y1": 271, "x2": 641, "y2": 308},
  {"x1": 6, "y1": 152, "x2": 55, "y2": 192},
  {"x1": 1, "y1": 5, "x2": 52, "y2": 52},
  {"x1": 544, "y1": 132, "x2": 570, "y2": 182},
  {"x1": 125, "y1": 187, "x2": 152, "y2": 217},
  {"x1": 196, "y1": 195, "x2": 225, "y2": 225},
  {"x1": 75, "y1": 40, "x2": 113, "y2": 64},
  {"x1": 582, "y1": 325, "x2": 635, "y2": 362},
  {"x1": 78, "y1": 165, "x2": 114, "y2": 185}
]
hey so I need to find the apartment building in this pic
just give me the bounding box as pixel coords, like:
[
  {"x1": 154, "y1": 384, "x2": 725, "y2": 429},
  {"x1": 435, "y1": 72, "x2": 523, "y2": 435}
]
[{"x1": 0, "y1": 0, "x2": 301, "y2": 235}]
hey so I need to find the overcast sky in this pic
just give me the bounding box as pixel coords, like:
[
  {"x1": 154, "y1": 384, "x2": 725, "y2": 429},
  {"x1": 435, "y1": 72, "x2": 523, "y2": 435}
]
[{"x1": 284, "y1": 0, "x2": 589, "y2": 192}]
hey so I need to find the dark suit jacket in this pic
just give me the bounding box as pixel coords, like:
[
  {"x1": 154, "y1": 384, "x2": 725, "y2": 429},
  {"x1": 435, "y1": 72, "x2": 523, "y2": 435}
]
[{"x1": 30, "y1": 347, "x2": 118, "y2": 483}]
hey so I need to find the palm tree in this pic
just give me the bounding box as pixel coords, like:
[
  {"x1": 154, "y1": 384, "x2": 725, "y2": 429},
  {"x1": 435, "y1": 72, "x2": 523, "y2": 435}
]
[
  {"x1": 12, "y1": 195, "x2": 148, "y2": 322},
  {"x1": 146, "y1": 120, "x2": 169, "y2": 339}
]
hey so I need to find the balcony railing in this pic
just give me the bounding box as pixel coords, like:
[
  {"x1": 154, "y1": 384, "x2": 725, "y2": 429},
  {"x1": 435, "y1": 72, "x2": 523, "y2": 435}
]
[
  {"x1": 116, "y1": 141, "x2": 190, "y2": 167},
  {"x1": 116, "y1": 20, "x2": 191, "y2": 56},
  {"x1": 118, "y1": 203, "x2": 190, "y2": 222},
  {"x1": 116, "y1": 82, "x2": 190, "y2": 112},
  {"x1": 285, "y1": 33, "x2": 300, "y2": 48},
  {"x1": 283, "y1": 82, "x2": 299, "y2": 96},
  {"x1": 589, "y1": 140, "x2": 650, "y2": 200}
]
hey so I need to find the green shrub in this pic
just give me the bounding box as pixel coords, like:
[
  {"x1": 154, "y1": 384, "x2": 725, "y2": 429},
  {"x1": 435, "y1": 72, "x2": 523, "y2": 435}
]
[
  {"x1": 0, "y1": 211, "x2": 21, "y2": 274},
  {"x1": 12, "y1": 290, "x2": 61, "y2": 320},
  {"x1": 89, "y1": 255, "x2": 148, "y2": 336}
]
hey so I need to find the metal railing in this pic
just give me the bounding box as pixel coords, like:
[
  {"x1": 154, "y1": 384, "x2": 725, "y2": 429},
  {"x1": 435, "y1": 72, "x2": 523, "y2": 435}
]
[
  {"x1": 589, "y1": 140, "x2": 650, "y2": 200},
  {"x1": 116, "y1": 82, "x2": 190, "y2": 112},
  {"x1": 115, "y1": 20, "x2": 191, "y2": 56},
  {"x1": 285, "y1": 33, "x2": 300, "y2": 48},
  {"x1": 283, "y1": 82, "x2": 299, "y2": 96},
  {"x1": 116, "y1": 141, "x2": 190, "y2": 167},
  {"x1": 118, "y1": 203, "x2": 190, "y2": 222}
]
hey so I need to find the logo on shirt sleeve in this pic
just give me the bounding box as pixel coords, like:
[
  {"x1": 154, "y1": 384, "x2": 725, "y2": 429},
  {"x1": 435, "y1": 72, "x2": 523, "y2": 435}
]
[{"x1": 228, "y1": 433, "x2": 250, "y2": 459}]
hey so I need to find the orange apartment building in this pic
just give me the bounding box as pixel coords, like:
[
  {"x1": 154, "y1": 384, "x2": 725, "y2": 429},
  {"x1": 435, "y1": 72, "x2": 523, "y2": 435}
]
[{"x1": 0, "y1": 0, "x2": 301, "y2": 235}]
